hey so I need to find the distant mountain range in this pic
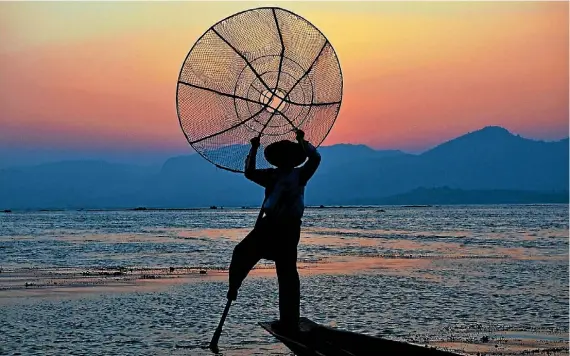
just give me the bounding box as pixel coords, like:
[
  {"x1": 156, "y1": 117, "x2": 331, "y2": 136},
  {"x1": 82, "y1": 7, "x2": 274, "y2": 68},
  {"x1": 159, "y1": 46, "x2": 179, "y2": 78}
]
[
  {"x1": 373, "y1": 187, "x2": 568, "y2": 205},
  {"x1": 0, "y1": 126, "x2": 568, "y2": 210}
]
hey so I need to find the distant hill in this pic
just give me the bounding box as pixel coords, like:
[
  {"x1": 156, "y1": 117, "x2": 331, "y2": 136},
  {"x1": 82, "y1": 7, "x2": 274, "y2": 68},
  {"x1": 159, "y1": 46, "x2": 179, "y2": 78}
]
[
  {"x1": 0, "y1": 126, "x2": 568, "y2": 209},
  {"x1": 0, "y1": 160, "x2": 155, "y2": 209},
  {"x1": 306, "y1": 126, "x2": 568, "y2": 204}
]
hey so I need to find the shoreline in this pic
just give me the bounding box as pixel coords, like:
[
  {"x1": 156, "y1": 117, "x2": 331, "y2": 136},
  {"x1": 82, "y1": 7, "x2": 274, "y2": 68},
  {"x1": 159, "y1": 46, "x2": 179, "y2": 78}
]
[{"x1": 1, "y1": 250, "x2": 565, "y2": 301}]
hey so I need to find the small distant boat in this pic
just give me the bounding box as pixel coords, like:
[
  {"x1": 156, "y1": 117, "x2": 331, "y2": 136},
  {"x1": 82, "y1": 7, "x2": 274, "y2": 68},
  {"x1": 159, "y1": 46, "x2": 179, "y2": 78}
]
[{"x1": 260, "y1": 318, "x2": 461, "y2": 356}]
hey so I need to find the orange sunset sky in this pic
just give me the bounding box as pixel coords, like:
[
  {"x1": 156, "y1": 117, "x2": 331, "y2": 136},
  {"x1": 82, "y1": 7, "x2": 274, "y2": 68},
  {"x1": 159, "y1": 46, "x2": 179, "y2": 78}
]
[{"x1": 0, "y1": 1, "x2": 568, "y2": 159}]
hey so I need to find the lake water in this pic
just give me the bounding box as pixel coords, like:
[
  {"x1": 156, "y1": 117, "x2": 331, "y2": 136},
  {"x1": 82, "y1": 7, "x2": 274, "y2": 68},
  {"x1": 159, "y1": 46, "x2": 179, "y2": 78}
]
[{"x1": 0, "y1": 205, "x2": 568, "y2": 355}]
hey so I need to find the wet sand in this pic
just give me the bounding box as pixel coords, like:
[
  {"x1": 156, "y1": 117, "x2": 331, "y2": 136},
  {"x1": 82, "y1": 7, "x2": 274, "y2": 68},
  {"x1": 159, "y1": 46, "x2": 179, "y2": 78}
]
[{"x1": 0, "y1": 256, "x2": 428, "y2": 301}]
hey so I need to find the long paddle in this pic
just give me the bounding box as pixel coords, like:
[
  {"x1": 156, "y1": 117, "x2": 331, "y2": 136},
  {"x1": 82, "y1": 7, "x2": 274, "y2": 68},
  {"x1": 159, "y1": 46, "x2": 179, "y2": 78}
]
[{"x1": 208, "y1": 298, "x2": 232, "y2": 353}]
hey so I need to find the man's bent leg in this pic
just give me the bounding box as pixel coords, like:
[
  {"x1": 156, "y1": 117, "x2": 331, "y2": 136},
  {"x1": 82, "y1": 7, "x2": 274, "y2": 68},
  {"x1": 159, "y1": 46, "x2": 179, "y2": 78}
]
[{"x1": 228, "y1": 228, "x2": 263, "y2": 300}]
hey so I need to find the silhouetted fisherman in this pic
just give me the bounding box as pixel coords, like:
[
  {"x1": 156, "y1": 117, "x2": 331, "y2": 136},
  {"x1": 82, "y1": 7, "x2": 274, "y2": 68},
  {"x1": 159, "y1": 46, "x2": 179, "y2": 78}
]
[{"x1": 227, "y1": 129, "x2": 321, "y2": 331}]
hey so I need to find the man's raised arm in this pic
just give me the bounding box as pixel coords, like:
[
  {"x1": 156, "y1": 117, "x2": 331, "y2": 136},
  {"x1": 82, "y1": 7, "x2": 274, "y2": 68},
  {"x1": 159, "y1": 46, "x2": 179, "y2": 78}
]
[
  {"x1": 244, "y1": 136, "x2": 271, "y2": 187},
  {"x1": 296, "y1": 130, "x2": 321, "y2": 185}
]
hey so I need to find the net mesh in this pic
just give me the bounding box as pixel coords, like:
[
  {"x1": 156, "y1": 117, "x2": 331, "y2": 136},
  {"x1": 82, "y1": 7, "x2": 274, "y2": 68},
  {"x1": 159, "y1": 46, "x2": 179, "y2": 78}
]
[{"x1": 177, "y1": 7, "x2": 343, "y2": 172}]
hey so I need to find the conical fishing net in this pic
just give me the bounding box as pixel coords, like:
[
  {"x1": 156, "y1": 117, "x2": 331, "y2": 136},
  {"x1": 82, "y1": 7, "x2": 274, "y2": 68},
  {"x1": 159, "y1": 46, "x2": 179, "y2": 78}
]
[{"x1": 176, "y1": 7, "x2": 343, "y2": 172}]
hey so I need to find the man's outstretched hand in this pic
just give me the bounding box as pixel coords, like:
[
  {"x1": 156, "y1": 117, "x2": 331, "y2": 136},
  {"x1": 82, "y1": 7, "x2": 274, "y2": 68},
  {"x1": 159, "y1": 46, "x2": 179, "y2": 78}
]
[
  {"x1": 295, "y1": 129, "x2": 305, "y2": 142},
  {"x1": 250, "y1": 136, "x2": 260, "y2": 149}
]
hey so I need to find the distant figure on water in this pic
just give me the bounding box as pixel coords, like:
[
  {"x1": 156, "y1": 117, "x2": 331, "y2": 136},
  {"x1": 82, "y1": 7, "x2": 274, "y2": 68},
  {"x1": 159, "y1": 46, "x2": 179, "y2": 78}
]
[{"x1": 227, "y1": 129, "x2": 321, "y2": 331}]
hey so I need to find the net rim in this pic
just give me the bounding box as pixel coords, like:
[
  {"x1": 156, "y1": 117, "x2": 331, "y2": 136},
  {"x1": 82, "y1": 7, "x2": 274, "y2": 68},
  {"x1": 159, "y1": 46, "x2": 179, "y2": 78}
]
[{"x1": 176, "y1": 6, "x2": 344, "y2": 173}]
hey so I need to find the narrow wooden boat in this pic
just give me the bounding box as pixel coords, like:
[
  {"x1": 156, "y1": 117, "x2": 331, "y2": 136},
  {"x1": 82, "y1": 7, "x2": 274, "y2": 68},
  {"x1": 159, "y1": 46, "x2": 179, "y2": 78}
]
[{"x1": 260, "y1": 318, "x2": 462, "y2": 356}]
